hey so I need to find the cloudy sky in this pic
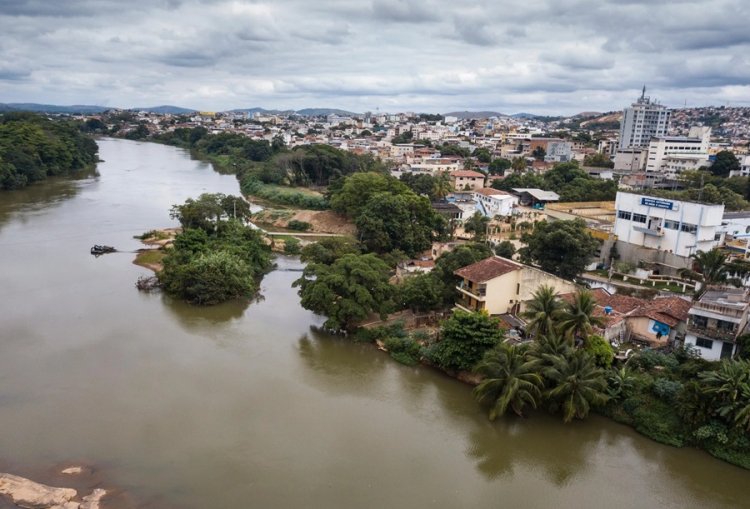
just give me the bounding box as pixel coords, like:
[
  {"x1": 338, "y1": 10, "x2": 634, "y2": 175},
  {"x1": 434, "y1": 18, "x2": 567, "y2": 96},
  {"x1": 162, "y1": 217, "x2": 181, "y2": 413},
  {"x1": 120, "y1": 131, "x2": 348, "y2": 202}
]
[{"x1": 1, "y1": 0, "x2": 748, "y2": 114}]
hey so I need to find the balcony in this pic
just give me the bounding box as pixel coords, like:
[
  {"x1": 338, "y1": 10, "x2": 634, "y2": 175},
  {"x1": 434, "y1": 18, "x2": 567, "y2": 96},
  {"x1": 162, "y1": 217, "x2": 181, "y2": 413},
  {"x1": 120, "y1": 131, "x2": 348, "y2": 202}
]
[
  {"x1": 456, "y1": 281, "x2": 487, "y2": 301},
  {"x1": 633, "y1": 225, "x2": 664, "y2": 237},
  {"x1": 687, "y1": 323, "x2": 738, "y2": 342},
  {"x1": 455, "y1": 295, "x2": 484, "y2": 313}
]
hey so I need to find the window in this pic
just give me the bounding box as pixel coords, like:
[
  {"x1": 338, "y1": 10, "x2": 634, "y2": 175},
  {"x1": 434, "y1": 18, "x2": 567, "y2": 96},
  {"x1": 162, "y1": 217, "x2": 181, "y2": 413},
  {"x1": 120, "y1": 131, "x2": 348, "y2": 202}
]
[
  {"x1": 664, "y1": 220, "x2": 680, "y2": 230},
  {"x1": 632, "y1": 213, "x2": 647, "y2": 223},
  {"x1": 617, "y1": 211, "x2": 632, "y2": 220},
  {"x1": 680, "y1": 223, "x2": 697, "y2": 234},
  {"x1": 696, "y1": 337, "x2": 713, "y2": 349}
]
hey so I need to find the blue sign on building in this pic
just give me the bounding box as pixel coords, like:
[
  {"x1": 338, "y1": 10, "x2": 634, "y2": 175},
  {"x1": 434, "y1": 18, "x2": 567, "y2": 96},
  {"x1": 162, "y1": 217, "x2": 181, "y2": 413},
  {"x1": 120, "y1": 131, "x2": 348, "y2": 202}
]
[{"x1": 640, "y1": 197, "x2": 674, "y2": 210}]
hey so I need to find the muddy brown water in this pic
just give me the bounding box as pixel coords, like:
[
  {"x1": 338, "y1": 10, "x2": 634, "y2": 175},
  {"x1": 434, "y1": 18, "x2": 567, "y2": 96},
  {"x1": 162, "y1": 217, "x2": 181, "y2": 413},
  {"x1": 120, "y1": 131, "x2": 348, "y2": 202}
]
[{"x1": 0, "y1": 139, "x2": 747, "y2": 509}]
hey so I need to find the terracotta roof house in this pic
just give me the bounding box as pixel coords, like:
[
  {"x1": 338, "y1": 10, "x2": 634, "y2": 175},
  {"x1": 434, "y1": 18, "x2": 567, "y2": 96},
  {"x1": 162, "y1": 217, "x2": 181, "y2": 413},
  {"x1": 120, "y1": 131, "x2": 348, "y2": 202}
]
[{"x1": 455, "y1": 256, "x2": 576, "y2": 316}]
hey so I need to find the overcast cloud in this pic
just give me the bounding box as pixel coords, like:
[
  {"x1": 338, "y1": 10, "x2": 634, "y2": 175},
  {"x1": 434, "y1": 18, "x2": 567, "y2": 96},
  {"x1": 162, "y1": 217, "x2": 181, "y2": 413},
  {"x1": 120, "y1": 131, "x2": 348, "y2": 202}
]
[{"x1": 0, "y1": 0, "x2": 748, "y2": 114}]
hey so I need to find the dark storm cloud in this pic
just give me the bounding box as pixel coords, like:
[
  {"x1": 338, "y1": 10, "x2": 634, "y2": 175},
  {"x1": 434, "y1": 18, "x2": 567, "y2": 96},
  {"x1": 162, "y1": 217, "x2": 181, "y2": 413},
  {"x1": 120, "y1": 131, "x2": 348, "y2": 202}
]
[{"x1": 0, "y1": 0, "x2": 747, "y2": 113}]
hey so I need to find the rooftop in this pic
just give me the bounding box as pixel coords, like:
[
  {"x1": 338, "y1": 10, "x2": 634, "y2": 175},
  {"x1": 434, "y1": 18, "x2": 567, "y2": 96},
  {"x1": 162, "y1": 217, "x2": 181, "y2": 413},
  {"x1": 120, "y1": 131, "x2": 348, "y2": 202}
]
[
  {"x1": 454, "y1": 256, "x2": 521, "y2": 283},
  {"x1": 450, "y1": 170, "x2": 485, "y2": 178},
  {"x1": 512, "y1": 188, "x2": 561, "y2": 201}
]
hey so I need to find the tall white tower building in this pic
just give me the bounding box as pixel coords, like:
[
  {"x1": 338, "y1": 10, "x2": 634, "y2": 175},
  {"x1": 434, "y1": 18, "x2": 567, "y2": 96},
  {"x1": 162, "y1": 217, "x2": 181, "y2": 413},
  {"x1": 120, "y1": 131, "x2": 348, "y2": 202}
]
[{"x1": 619, "y1": 87, "x2": 671, "y2": 150}]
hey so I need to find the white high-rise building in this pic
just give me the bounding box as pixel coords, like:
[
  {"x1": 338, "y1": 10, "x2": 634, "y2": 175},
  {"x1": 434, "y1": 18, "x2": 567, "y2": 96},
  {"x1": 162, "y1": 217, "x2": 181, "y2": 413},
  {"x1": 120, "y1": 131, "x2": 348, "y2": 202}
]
[{"x1": 619, "y1": 87, "x2": 671, "y2": 150}]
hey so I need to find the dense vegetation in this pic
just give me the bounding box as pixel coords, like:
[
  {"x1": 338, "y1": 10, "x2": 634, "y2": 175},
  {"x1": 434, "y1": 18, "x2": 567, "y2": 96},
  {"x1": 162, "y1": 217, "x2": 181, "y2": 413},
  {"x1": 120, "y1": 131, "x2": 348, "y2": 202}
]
[
  {"x1": 159, "y1": 193, "x2": 272, "y2": 305},
  {"x1": 641, "y1": 169, "x2": 750, "y2": 211},
  {"x1": 519, "y1": 219, "x2": 600, "y2": 279},
  {"x1": 0, "y1": 112, "x2": 98, "y2": 190},
  {"x1": 492, "y1": 161, "x2": 618, "y2": 202}
]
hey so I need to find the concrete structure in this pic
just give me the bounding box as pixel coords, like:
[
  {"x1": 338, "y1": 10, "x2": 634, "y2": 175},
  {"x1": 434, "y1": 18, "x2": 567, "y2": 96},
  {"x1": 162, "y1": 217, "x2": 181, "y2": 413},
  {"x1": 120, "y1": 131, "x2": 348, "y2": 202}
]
[
  {"x1": 644, "y1": 127, "x2": 711, "y2": 181},
  {"x1": 511, "y1": 188, "x2": 560, "y2": 208},
  {"x1": 613, "y1": 192, "x2": 724, "y2": 259},
  {"x1": 619, "y1": 87, "x2": 671, "y2": 150},
  {"x1": 454, "y1": 256, "x2": 576, "y2": 315},
  {"x1": 684, "y1": 287, "x2": 749, "y2": 360},
  {"x1": 473, "y1": 188, "x2": 518, "y2": 217},
  {"x1": 450, "y1": 170, "x2": 485, "y2": 191},
  {"x1": 730, "y1": 155, "x2": 750, "y2": 177},
  {"x1": 544, "y1": 140, "x2": 573, "y2": 163},
  {"x1": 613, "y1": 148, "x2": 648, "y2": 173}
]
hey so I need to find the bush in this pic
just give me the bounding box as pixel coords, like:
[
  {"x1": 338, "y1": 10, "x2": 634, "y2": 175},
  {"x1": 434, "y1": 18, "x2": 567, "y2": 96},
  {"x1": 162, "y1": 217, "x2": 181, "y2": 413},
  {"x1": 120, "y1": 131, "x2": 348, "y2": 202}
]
[
  {"x1": 384, "y1": 336, "x2": 422, "y2": 366},
  {"x1": 284, "y1": 237, "x2": 301, "y2": 255},
  {"x1": 652, "y1": 378, "x2": 683, "y2": 402},
  {"x1": 287, "y1": 220, "x2": 311, "y2": 231},
  {"x1": 633, "y1": 350, "x2": 679, "y2": 371},
  {"x1": 629, "y1": 397, "x2": 686, "y2": 447},
  {"x1": 240, "y1": 176, "x2": 328, "y2": 210},
  {"x1": 355, "y1": 322, "x2": 407, "y2": 343}
]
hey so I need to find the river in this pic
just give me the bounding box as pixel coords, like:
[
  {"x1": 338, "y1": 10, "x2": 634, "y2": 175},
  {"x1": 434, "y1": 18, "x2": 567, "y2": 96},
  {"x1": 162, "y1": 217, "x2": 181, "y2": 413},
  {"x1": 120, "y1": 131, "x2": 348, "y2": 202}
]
[{"x1": 0, "y1": 138, "x2": 746, "y2": 509}]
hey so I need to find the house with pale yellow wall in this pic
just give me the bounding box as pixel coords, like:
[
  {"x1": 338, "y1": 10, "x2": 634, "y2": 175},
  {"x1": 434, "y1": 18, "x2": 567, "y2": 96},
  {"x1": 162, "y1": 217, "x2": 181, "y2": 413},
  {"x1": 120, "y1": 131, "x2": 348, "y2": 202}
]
[{"x1": 454, "y1": 256, "x2": 576, "y2": 315}]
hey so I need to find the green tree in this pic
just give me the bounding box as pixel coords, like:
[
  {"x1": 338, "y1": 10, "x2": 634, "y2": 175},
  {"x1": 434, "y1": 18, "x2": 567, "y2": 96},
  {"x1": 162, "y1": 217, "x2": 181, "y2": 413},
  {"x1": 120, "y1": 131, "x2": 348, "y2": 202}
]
[
  {"x1": 558, "y1": 290, "x2": 605, "y2": 342},
  {"x1": 488, "y1": 158, "x2": 511, "y2": 175},
  {"x1": 584, "y1": 334, "x2": 614, "y2": 367},
  {"x1": 293, "y1": 253, "x2": 394, "y2": 332},
  {"x1": 399, "y1": 273, "x2": 444, "y2": 312},
  {"x1": 299, "y1": 237, "x2": 360, "y2": 265},
  {"x1": 473, "y1": 343, "x2": 543, "y2": 419},
  {"x1": 432, "y1": 172, "x2": 453, "y2": 200},
  {"x1": 519, "y1": 219, "x2": 599, "y2": 279},
  {"x1": 463, "y1": 212, "x2": 490, "y2": 242},
  {"x1": 710, "y1": 150, "x2": 741, "y2": 178},
  {"x1": 430, "y1": 311, "x2": 504, "y2": 372},
  {"x1": 473, "y1": 147, "x2": 492, "y2": 163},
  {"x1": 494, "y1": 240, "x2": 516, "y2": 259},
  {"x1": 355, "y1": 192, "x2": 446, "y2": 256},
  {"x1": 583, "y1": 152, "x2": 614, "y2": 168},
  {"x1": 511, "y1": 157, "x2": 527, "y2": 173},
  {"x1": 522, "y1": 285, "x2": 563, "y2": 337},
  {"x1": 699, "y1": 360, "x2": 750, "y2": 430},
  {"x1": 679, "y1": 248, "x2": 730, "y2": 287},
  {"x1": 545, "y1": 350, "x2": 609, "y2": 423},
  {"x1": 329, "y1": 172, "x2": 410, "y2": 217},
  {"x1": 160, "y1": 250, "x2": 256, "y2": 305},
  {"x1": 532, "y1": 146, "x2": 546, "y2": 161},
  {"x1": 169, "y1": 193, "x2": 227, "y2": 233}
]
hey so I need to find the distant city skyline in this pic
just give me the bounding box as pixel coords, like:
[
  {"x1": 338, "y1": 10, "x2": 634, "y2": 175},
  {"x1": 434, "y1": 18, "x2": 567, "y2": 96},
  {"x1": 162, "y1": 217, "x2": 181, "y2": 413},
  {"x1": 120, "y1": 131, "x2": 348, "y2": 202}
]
[{"x1": 1, "y1": 0, "x2": 748, "y2": 115}]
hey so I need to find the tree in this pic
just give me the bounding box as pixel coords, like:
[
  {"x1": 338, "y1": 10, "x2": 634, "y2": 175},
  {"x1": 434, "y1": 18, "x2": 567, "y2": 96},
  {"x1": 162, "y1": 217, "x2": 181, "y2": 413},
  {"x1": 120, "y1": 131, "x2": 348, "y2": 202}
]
[
  {"x1": 300, "y1": 237, "x2": 360, "y2": 265},
  {"x1": 584, "y1": 334, "x2": 614, "y2": 367},
  {"x1": 463, "y1": 212, "x2": 490, "y2": 242},
  {"x1": 519, "y1": 219, "x2": 599, "y2": 280},
  {"x1": 532, "y1": 146, "x2": 546, "y2": 161},
  {"x1": 679, "y1": 248, "x2": 730, "y2": 288},
  {"x1": 329, "y1": 172, "x2": 410, "y2": 217},
  {"x1": 699, "y1": 360, "x2": 750, "y2": 430},
  {"x1": 494, "y1": 240, "x2": 516, "y2": 259},
  {"x1": 522, "y1": 285, "x2": 563, "y2": 337},
  {"x1": 511, "y1": 157, "x2": 527, "y2": 173},
  {"x1": 558, "y1": 290, "x2": 605, "y2": 342},
  {"x1": 355, "y1": 191, "x2": 446, "y2": 256},
  {"x1": 710, "y1": 150, "x2": 741, "y2": 178},
  {"x1": 488, "y1": 158, "x2": 511, "y2": 175},
  {"x1": 545, "y1": 350, "x2": 609, "y2": 423},
  {"x1": 473, "y1": 147, "x2": 492, "y2": 163},
  {"x1": 430, "y1": 311, "x2": 504, "y2": 372},
  {"x1": 432, "y1": 172, "x2": 453, "y2": 200},
  {"x1": 583, "y1": 153, "x2": 614, "y2": 168},
  {"x1": 169, "y1": 193, "x2": 232, "y2": 233},
  {"x1": 160, "y1": 250, "x2": 256, "y2": 305},
  {"x1": 293, "y1": 253, "x2": 394, "y2": 332},
  {"x1": 473, "y1": 343, "x2": 543, "y2": 419},
  {"x1": 399, "y1": 273, "x2": 444, "y2": 312}
]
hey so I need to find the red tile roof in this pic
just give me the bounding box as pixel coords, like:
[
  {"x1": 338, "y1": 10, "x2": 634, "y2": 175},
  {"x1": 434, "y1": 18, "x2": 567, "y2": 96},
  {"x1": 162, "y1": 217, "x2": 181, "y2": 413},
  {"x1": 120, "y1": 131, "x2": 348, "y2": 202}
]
[
  {"x1": 454, "y1": 256, "x2": 521, "y2": 283},
  {"x1": 451, "y1": 170, "x2": 485, "y2": 178}
]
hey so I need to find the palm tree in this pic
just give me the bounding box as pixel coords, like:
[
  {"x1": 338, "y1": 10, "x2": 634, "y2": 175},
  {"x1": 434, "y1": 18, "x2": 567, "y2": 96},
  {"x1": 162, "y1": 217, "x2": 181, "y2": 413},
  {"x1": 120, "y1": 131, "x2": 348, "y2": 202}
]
[
  {"x1": 522, "y1": 285, "x2": 563, "y2": 337},
  {"x1": 545, "y1": 350, "x2": 609, "y2": 423},
  {"x1": 606, "y1": 366, "x2": 636, "y2": 400},
  {"x1": 699, "y1": 360, "x2": 750, "y2": 428},
  {"x1": 558, "y1": 290, "x2": 604, "y2": 343},
  {"x1": 473, "y1": 343, "x2": 543, "y2": 420},
  {"x1": 432, "y1": 172, "x2": 453, "y2": 200},
  {"x1": 678, "y1": 248, "x2": 729, "y2": 287}
]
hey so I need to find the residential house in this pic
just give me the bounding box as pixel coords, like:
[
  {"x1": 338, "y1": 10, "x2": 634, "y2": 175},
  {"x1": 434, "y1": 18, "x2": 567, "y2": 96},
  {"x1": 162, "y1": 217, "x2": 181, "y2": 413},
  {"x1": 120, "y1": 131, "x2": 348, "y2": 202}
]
[
  {"x1": 684, "y1": 287, "x2": 750, "y2": 360},
  {"x1": 450, "y1": 170, "x2": 485, "y2": 191},
  {"x1": 454, "y1": 256, "x2": 576, "y2": 315},
  {"x1": 473, "y1": 188, "x2": 518, "y2": 217}
]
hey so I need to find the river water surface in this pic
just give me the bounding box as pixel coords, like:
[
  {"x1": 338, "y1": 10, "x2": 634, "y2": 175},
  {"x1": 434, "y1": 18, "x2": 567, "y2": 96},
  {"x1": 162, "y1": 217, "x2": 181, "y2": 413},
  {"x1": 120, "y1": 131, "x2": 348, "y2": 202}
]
[{"x1": 0, "y1": 138, "x2": 747, "y2": 508}]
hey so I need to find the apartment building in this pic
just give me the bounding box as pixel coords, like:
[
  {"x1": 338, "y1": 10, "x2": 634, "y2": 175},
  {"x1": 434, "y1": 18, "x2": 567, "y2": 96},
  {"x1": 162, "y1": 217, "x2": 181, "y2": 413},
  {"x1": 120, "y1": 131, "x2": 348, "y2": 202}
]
[
  {"x1": 645, "y1": 127, "x2": 711, "y2": 180},
  {"x1": 619, "y1": 88, "x2": 671, "y2": 150}
]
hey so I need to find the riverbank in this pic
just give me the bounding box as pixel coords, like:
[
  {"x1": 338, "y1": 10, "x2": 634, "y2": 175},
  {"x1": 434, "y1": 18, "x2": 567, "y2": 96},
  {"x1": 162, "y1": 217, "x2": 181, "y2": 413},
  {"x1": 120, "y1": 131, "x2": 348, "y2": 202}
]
[{"x1": 0, "y1": 466, "x2": 109, "y2": 509}]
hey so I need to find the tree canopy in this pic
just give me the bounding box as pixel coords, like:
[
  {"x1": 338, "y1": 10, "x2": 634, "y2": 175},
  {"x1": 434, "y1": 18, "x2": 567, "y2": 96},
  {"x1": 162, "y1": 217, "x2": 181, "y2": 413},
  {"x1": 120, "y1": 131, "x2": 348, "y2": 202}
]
[{"x1": 519, "y1": 219, "x2": 599, "y2": 280}]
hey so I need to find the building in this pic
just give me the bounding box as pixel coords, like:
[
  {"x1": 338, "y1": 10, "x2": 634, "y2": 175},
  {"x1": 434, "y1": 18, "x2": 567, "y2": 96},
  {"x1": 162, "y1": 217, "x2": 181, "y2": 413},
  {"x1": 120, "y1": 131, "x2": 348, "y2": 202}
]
[
  {"x1": 472, "y1": 188, "x2": 518, "y2": 217},
  {"x1": 730, "y1": 155, "x2": 750, "y2": 177},
  {"x1": 619, "y1": 87, "x2": 671, "y2": 150},
  {"x1": 684, "y1": 287, "x2": 749, "y2": 360},
  {"x1": 454, "y1": 256, "x2": 576, "y2": 315},
  {"x1": 613, "y1": 192, "x2": 724, "y2": 259},
  {"x1": 450, "y1": 170, "x2": 485, "y2": 191},
  {"x1": 644, "y1": 127, "x2": 711, "y2": 182},
  {"x1": 511, "y1": 188, "x2": 560, "y2": 208}
]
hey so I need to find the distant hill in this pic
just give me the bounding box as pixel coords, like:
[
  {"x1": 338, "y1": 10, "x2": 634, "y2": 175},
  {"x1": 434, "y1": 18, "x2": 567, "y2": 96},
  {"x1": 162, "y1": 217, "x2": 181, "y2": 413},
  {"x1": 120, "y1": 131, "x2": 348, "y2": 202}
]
[
  {"x1": 445, "y1": 111, "x2": 505, "y2": 119},
  {"x1": 0, "y1": 103, "x2": 110, "y2": 114},
  {"x1": 295, "y1": 108, "x2": 359, "y2": 117},
  {"x1": 131, "y1": 105, "x2": 196, "y2": 114}
]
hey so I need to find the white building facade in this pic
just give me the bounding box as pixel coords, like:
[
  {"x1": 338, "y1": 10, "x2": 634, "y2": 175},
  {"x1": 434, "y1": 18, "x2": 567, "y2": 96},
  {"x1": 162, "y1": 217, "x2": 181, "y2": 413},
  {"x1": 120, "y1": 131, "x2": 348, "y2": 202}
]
[
  {"x1": 644, "y1": 127, "x2": 711, "y2": 180},
  {"x1": 619, "y1": 89, "x2": 671, "y2": 150},
  {"x1": 613, "y1": 192, "x2": 724, "y2": 258},
  {"x1": 684, "y1": 288, "x2": 748, "y2": 361},
  {"x1": 473, "y1": 189, "x2": 518, "y2": 217}
]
